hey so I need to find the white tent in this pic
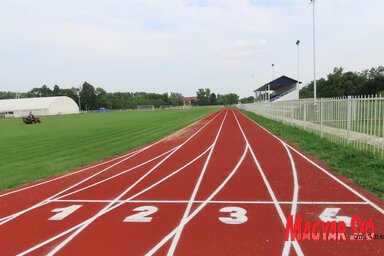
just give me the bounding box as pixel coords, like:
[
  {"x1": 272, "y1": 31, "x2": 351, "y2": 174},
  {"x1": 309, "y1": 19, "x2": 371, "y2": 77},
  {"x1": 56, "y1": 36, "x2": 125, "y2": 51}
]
[{"x1": 0, "y1": 96, "x2": 79, "y2": 117}]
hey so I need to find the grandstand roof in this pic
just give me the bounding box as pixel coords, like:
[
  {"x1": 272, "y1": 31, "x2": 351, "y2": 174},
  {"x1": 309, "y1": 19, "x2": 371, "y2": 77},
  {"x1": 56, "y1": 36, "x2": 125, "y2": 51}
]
[{"x1": 254, "y1": 75, "x2": 301, "y2": 92}]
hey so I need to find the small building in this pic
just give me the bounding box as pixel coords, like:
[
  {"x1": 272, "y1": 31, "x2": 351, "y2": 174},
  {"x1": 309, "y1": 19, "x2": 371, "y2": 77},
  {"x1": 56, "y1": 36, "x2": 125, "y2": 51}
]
[
  {"x1": 182, "y1": 96, "x2": 197, "y2": 106},
  {"x1": 0, "y1": 96, "x2": 79, "y2": 117},
  {"x1": 254, "y1": 75, "x2": 301, "y2": 102}
]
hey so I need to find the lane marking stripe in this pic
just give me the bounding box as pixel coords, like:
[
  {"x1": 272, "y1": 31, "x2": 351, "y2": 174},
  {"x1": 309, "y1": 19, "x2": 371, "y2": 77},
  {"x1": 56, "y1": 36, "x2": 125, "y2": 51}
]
[
  {"x1": 49, "y1": 199, "x2": 370, "y2": 205},
  {"x1": 232, "y1": 109, "x2": 304, "y2": 256},
  {"x1": 168, "y1": 110, "x2": 228, "y2": 256}
]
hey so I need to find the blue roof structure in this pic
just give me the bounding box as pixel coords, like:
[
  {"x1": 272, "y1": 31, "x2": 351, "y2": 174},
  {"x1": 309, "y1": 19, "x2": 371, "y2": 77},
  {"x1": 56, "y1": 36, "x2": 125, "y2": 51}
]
[{"x1": 254, "y1": 75, "x2": 301, "y2": 92}]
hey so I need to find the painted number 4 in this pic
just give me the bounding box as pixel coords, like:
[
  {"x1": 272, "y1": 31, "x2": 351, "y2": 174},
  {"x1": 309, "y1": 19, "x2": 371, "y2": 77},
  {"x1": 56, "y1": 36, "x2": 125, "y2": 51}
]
[{"x1": 219, "y1": 207, "x2": 248, "y2": 225}]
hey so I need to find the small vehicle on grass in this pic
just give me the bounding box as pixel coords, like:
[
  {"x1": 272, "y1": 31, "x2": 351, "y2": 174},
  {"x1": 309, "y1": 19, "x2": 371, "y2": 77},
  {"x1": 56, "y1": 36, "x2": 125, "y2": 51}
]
[{"x1": 22, "y1": 115, "x2": 41, "y2": 124}]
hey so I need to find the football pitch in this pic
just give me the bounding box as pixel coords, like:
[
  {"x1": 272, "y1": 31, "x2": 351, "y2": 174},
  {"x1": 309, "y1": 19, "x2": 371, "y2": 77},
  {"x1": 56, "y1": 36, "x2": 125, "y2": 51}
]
[{"x1": 0, "y1": 108, "x2": 220, "y2": 191}]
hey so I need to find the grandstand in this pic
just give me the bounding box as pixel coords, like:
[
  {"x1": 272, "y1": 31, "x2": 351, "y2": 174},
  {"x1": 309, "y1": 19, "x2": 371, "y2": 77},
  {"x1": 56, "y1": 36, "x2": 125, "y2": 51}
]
[{"x1": 254, "y1": 75, "x2": 301, "y2": 102}]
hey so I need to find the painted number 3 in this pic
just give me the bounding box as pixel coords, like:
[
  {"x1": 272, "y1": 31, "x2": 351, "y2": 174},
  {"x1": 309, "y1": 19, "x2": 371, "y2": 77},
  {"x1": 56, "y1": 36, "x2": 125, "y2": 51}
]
[{"x1": 219, "y1": 207, "x2": 248, "y2": 225}]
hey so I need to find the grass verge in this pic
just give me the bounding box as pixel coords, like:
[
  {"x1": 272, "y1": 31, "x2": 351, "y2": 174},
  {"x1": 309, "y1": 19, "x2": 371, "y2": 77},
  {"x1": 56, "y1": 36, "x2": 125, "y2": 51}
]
[
  {"x1": 0, "y1": 108, "x2": 219, "y2": 191},
  {"x1": 240, "y1": 109, "x2": 384, "y2": 200}
]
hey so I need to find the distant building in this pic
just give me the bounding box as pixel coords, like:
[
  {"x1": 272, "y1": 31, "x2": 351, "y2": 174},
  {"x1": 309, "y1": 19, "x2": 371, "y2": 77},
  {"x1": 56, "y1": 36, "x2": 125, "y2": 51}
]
[
  {"x1": 254, "y1": 75, "x2": 301, "y2": 102},
  {"x1": 182, "y1": 96, "x2": 197, "y2": 106},
  {"x1": 0, "y1": 96, "x2": 79, "y2": 117}
]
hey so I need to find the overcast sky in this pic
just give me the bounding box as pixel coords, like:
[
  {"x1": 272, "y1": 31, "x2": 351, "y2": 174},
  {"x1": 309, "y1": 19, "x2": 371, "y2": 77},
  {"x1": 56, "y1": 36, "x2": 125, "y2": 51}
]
[{"x1": 1, "y1": 0, "x2": 383, "y2": 98}]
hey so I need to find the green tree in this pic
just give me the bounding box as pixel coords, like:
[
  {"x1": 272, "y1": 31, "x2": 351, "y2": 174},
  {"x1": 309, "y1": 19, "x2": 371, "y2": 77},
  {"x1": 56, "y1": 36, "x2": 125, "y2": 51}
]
[
  {"x1": 196, "y1": 88, "x2": 211, "y2": 106},
  {"x1": 28, "y1": 85, "x2": 53, "y2": 97},
  {"x1": 209, "y1": 93, "x2": 217, "y2": 105},
  {"x1": 225, "y1": 93, "x2": 239, "y2": 105},
  {"x1": 80, "y1": 81, "x2": 97, "y2": 110},
  {"x1": 53, "y1": 85, "x2": 61, "y2": 96},
  {"x1": 216, "y1": 93, "x2": 239, "y2": 105},
  {"x1": 169, "y1": 92, "x2": 183, "y2": 106},
  {"x1": 300, "y1": 67, "x2": 368, "y2": 98},
  {"x1": 95, "y1": 87, "x2": 108, "y2": 108},
  {"x1": 240, "y1": 96, "x2": 255, "y2": 103}
]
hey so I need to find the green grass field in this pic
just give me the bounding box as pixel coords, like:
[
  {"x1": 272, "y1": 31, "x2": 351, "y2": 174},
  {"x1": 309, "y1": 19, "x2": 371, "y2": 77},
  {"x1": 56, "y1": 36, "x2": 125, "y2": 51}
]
[{"x1": 0, "y1": 108, "x2": 219, "y2": 191}]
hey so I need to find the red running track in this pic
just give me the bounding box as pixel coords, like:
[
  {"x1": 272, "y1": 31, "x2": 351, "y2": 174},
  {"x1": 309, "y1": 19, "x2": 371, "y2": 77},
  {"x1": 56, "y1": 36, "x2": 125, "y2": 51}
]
[{"x1": 0, "y1": 108, "x2": 383, "y2": 255}]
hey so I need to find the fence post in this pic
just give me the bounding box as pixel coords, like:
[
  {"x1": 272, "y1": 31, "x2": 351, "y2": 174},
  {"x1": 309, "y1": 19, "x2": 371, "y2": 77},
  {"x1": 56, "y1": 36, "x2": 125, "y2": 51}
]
[
  {"x1": 347, "y1": 96, "x2": 352, "y2": 144},
  {"x1": 320, "y1": 99, "x2": 324, "y2": 137},
  {"x1": 303, "y1": 100, "x2": 307, "y2": 130}
]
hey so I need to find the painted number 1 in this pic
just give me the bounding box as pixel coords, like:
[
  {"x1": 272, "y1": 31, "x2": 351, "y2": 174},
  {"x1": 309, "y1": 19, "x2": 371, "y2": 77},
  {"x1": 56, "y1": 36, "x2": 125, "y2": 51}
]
[
  {"x1": 124, "y1": 206, "x2": 158, "y2": 223},
  {"x1": 219, "y1": 207, "x2": 248, "y2": 225},
  {"x1": 49, "y1": 205, "x2": 82, "y2": 221}
]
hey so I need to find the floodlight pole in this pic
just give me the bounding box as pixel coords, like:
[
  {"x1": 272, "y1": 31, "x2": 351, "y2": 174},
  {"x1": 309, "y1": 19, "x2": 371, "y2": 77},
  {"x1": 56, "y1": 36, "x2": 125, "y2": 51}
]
[
  {"x1": 296, "y1": 40, "x2": 300, "y2": 94},
  {"x1": 311, "y1": 0, "x2": 317, "y2": 103},
  {"x1": 252, "y1": 74, "x2": 257, "y2": 102},
  {"x1": 269, "y1": 63, "x2": 274, "y2": 102}
]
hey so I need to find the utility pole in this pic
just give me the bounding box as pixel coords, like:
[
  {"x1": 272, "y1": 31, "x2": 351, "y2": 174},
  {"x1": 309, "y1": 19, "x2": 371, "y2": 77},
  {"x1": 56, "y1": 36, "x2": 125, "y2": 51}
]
[{"x1": 311, "y1": 0, "x2": 317, "y2": 103}]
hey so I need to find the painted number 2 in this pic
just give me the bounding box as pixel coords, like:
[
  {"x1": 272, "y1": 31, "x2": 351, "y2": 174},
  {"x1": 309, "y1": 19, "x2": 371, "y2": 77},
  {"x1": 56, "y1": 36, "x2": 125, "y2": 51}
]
[
  {"x1": 219, "y1": 207, "x2": 248, "y2": 225},
  {"x1": 124, "y1": 206, "x2": 158, "y2": 223},
  {"x1": 49, "y1": 205, "x2": 82, "y2": 221}
]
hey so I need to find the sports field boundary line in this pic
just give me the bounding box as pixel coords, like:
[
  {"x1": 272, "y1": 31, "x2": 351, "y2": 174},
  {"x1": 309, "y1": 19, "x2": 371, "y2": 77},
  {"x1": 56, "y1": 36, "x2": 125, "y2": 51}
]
[{"x1": 237, "y1": 110, "x2": 384, "y2": 215}]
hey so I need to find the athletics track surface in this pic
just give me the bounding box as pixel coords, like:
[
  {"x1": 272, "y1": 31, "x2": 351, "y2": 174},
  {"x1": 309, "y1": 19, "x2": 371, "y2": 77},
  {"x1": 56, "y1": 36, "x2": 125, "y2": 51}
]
[{"x1": 0, "y1": 108, "x2": 383, "y2": 255}]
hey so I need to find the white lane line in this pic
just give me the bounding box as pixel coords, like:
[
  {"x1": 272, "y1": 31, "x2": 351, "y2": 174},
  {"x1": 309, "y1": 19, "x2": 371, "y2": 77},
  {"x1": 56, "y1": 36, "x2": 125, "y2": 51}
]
[
  {"x1": 232, "y1": 109, "x2": 304, "y2": 256},
  {"x1": 0, "y1": 147, "x2": 173, "y2": 223},
  {"x1": 281, "y1": 145, "x2": 299, "y2": 256},
  {"x1": 53, "y1": 147, "x2": 177, "y2": 201},
  {"x1": 0, "y1": 144, "x2": 158, "y2": 225},
  {"x1": 43, "y1": 110, "x2": 227, "y2": 256},
  {"x1": 16, "y1": 222, "x2": 88, "y2": 256},
  {"x1": 49, "y1": 199, "x2": 370, "y2": 205},
  {"x1": 238, "y1": 110, "x2": 384, "y2": 215},
  {"x1": 288, "y1": 145, "x2": 384, "y2": 215},
  {"x1": 17, "y1": 144, "x2": 213, "y2": 256},
  {"x1": 1, "y1": 109, "x2": 225, "y2": 225},
  {"x1": 167, "y1": 110, "x2": 228, "y2": 256},
  {"x1": 145, "y1": 144, "x2": 248, "y2": 256},
  {"x1": 0, "y1": 109, "x2": 222, "y2": 198},
  {"x1": 0, "y1": 149, "x2": 140, "y2": 198}
]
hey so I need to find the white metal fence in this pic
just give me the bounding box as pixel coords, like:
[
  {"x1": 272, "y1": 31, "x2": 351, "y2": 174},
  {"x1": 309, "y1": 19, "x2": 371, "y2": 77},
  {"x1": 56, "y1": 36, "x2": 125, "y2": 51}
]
[{"x1": 238, "y1": 95, "x2": 384, "y2": 157}]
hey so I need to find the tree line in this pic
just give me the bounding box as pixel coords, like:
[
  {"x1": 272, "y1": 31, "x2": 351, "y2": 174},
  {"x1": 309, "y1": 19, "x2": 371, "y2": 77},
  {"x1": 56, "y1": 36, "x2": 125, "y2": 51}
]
[
  {"x1": 195, "y1": 88, "x2": 240, "y2": 106},
  {"x1": 300, "y1": 66, "x2": 384, "y2": 98},
  {"x1": 0, "y1": 82, "x2": 241, "y2": 110}
]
